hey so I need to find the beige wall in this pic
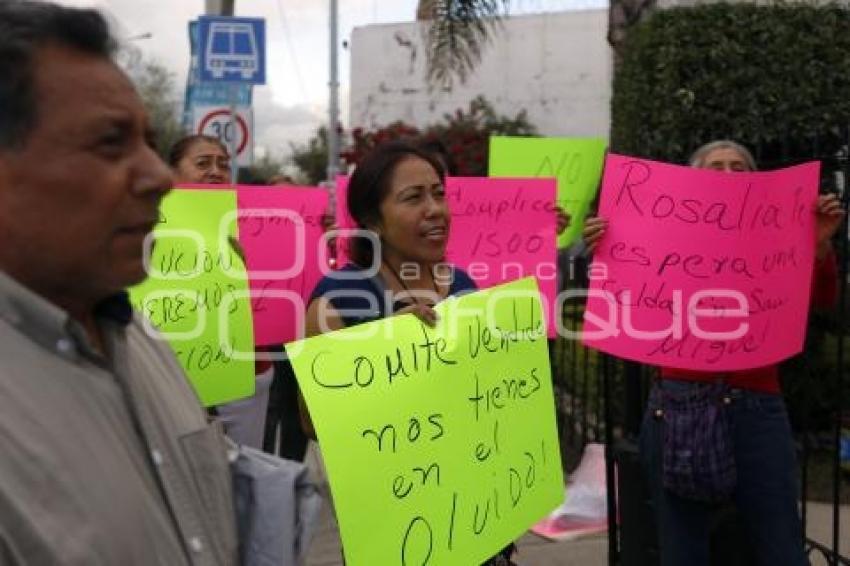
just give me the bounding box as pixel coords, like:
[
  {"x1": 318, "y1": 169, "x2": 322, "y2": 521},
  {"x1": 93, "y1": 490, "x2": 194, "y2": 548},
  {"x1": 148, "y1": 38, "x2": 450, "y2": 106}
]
[{"x1": 349, "y1": 10, "x2": 613, "y2": 140}]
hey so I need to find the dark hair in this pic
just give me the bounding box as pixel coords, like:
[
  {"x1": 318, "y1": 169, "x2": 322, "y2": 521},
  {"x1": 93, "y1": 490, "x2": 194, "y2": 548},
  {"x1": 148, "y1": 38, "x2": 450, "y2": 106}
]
[
  {"x1": 418, "y1": 138, "x2": 458, "y2": 176},
  {"x1": 0, "y1": 1, "x2": 116, "y2": 149},
  {"x1": 168, "y1": 135, "x2": 229, "y2": 168},
  {"x1": 347, "y1": 141, "x2": 446, "y2": 267}
]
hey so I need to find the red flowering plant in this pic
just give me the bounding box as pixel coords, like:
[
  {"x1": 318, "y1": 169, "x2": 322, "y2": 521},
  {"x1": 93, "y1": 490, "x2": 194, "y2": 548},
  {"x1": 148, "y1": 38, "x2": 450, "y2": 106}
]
[
  {"x1": 340, "y1": 96, "x2": 537, "y2": 176},
  {"x1": 340, "y1": 121, "x2": 422, "y2": 169}
]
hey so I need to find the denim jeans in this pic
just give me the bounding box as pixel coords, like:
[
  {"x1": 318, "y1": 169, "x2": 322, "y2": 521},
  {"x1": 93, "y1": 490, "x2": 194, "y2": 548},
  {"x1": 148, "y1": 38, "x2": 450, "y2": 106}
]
[{"x1": 639, "y1": 380, "x2": 807, "y2": 566}]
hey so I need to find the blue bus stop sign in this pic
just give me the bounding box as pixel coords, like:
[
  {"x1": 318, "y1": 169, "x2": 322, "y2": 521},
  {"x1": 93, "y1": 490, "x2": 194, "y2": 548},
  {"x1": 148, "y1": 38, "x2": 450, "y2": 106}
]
[{"x1": 198, "y1": 16, "x2": 266, "y2": 85}]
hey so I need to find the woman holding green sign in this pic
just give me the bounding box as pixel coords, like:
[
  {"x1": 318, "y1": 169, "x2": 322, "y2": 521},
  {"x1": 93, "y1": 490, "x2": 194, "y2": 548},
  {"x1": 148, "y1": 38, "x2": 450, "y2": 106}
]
[
  {"x1": 585, "y1": 140, "x2": 844, "y2": 566},
  {"x1": 301, "y1": 141, "x2": 524, "y2": 565},
  {"x1": 169, "y1": 134, "x2": 275, "y2": 450}
]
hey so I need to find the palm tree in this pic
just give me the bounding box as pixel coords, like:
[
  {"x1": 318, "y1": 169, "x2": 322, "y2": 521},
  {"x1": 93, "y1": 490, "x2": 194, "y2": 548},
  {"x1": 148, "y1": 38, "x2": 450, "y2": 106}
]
[
  {"x1": 416, "y1": 0, "x2": 509, "y2": 88},
  {"x1": 607, "y1": 0, "x2": 657, "y2": 63},
  {"x1": 418, "y1": 0, "x2": 656, "y2": 85}
]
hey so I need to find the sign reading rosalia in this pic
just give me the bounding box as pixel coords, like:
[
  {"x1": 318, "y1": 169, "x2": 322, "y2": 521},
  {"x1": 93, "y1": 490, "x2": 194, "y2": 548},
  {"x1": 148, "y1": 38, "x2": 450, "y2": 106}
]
[{"x1": 582, "y1": 154, "x2": 819, "y2": 371}]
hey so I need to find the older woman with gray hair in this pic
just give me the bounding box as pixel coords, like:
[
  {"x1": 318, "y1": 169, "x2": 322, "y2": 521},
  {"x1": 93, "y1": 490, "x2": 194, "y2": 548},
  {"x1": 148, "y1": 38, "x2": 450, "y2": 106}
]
[
  {"x1": 584, "y1": 140, "x2": 844, "y2": 565},
  {"x1": 688, "y1": 139, "x2": 757, "y2": 171}
]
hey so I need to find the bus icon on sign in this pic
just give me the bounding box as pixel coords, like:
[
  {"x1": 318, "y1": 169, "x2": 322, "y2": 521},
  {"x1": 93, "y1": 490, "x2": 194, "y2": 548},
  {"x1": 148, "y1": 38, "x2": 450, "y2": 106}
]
[{"x1": 205, "y1": 22, "x2": 258, "y2": 80}]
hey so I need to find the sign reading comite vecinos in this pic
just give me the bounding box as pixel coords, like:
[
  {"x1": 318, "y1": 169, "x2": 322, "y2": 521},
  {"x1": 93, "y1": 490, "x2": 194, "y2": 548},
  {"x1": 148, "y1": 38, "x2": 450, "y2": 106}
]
[{"x1": 285, "y1": 277, "x2": 564, "y2": 566}]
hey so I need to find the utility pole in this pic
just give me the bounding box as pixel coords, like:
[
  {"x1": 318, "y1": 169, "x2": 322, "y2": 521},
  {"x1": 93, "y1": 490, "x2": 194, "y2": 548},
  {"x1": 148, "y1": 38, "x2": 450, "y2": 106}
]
[
  {"x1": 205, "y1": 0, "x2": 238, "y2": 184},
  {"x1": 327, "y1": 0, "x2": 341, "y2": 182},
  {"x1": 205, "y1": 0, "x2": 234, "y2": 15}
]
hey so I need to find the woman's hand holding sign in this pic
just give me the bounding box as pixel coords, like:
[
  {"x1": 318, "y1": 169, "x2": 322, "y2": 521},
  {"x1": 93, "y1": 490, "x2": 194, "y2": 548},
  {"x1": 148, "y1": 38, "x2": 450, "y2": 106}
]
[
  {"x1": 815, "y1": 193, "x2": 844, "y2": 260},
  {"x1": 582, "y1": 216, "x2": 608, "y2": 253}
]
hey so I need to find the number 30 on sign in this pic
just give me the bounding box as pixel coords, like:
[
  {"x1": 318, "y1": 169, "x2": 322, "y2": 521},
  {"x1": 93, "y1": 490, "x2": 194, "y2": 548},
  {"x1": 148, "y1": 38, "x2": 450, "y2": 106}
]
[{"x1": 192, "y1": 105, "x2": 254, "y2": 168}]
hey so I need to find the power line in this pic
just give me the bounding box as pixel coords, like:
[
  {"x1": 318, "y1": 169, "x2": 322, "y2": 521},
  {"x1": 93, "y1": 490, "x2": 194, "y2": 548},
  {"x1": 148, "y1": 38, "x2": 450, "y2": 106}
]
[{"x1": 274, "y1": 0, "x2": 309, "y2": 103}]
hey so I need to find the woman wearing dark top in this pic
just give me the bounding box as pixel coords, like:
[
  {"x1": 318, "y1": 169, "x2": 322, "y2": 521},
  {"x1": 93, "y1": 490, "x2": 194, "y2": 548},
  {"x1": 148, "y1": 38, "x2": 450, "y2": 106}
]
[
  {"x1": 304, "y1": 141, "x2": 474, "y2": 337},
  {"x1": 301, "y1": 141, "x2": 518, "y2": 566},
  {"x1": 167, "y1": 135, "x2": 275, "y2": 449}
]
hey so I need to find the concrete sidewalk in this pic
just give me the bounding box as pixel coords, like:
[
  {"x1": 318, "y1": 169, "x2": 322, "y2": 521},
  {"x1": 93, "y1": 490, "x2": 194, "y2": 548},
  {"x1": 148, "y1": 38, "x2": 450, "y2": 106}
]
[
  {"x1": 305, "y1": 502, "x2": 849, "y2": 566},
  {"x1": 307, "y1": 502, "x2": 850, "y2": 566},
  {"x1": 304, "y1": 501, "x2": 609, "y2": 566},
  {"x1": 803, "y1": 501, "x2": 849, "y2": 566},
  {"x1": 301, "y1": 443, "x2": 848, "y2": 566},
  {"x1": 301, "y1": 441, "x2": 608, "y2": 565}
]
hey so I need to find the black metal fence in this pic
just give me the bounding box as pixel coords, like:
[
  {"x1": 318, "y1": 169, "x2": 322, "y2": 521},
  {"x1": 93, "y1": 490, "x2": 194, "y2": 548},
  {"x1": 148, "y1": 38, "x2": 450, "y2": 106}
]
[{"x1": 549, "y1": 131, "x2": 850, "y2": 565}]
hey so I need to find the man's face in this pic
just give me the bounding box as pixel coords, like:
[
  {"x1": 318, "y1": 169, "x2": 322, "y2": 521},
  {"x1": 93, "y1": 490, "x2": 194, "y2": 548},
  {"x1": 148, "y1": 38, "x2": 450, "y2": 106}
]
[{"x1": 0, "y1": 45, "x2": 172, "y2": 304}]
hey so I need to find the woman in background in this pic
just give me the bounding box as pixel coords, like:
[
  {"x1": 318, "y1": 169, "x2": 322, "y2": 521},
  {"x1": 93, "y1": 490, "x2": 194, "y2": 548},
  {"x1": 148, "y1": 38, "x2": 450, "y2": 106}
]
[
  {"x1": 301, "y1": 141, "x2": 527, "y2": 566},
  {"x1": 584, "y1": 140, "x2": 843, "y2": 566},
  {"x1": 169, "y1": 134, "x2": 230, "y2": 185},
  {"x1": 169, "y1": 134, "x2": 274, "y2": 449}
]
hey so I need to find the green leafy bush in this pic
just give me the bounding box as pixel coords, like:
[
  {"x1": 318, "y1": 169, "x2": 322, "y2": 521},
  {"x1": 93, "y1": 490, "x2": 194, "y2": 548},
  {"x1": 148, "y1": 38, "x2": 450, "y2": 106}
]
[{"x1": 611, "y1": 3, "x2": 850, "y2": 166}]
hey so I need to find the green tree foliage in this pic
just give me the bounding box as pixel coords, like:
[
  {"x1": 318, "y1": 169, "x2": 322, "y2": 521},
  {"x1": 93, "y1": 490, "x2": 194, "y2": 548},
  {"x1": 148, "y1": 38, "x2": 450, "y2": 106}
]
[
  {"x1": 611, "y1": 3, "x2": 850, "y2": 166},
  {"x1": 123, "y1": 56, "x2": 185, "y2": 162},
  {"x1": 417, "y1": 0, "x2": 509, "y2": 88},
  {"x1": 417, "y1": 0, "x2": 656, "y2": 87},
  {"x1": 239, "y1": 153, "x2": 288, "y2": 184},
  {"x1": 290, "y1": 126, "x2": 330, "y2": 186}
]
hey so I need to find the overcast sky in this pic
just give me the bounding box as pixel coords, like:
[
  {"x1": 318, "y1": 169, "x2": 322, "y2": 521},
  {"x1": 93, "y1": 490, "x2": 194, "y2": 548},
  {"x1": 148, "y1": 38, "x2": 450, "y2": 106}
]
[{"x1": 55, "y1": 0, "x2": 603, "y2": 159}]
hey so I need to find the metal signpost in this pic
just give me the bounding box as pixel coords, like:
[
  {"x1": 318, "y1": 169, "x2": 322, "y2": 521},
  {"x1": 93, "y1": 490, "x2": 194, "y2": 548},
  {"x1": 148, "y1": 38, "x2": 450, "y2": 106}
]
[{"x1": 196, "y1": 16, "x2": 266, "y2": 184}]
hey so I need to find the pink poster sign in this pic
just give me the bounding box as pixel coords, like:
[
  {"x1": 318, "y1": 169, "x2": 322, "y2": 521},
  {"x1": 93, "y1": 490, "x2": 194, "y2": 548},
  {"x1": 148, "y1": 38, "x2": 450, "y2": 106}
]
[
  {"x1": 582, "y1": 154, "x2": 819, "y2": 370},
  {"x1": 237, "y1": 185, "x2": 329, "y2": 345},
  {"x1": 445, "y1": 177, "x2": 559, "y2": 337}
]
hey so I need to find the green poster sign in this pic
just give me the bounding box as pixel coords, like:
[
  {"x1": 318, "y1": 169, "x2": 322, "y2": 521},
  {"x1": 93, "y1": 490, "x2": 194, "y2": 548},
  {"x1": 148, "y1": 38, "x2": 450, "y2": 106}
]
[
  {"x1": 489, "y1": 136, "x2": 607, "y2": 247},
  {"x1": 287, "y1": 277, "x2": 563, "y2": 565},
  {"x1": 130, "y1": 189, "x2": 255, "y2": 406}
]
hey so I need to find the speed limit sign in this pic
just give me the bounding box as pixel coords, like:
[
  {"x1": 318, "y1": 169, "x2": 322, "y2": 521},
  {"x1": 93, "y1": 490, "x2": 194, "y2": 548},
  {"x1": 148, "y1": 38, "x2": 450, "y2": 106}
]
[{"x1": 192, "y1": 105, "x2": 254, "y2": 167}]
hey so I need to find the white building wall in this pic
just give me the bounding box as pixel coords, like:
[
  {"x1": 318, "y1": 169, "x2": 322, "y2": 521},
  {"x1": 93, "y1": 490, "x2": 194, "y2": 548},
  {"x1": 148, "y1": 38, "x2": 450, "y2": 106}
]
[{"x1": 349, "y1": 10, "x2": 613, "y2": 140}]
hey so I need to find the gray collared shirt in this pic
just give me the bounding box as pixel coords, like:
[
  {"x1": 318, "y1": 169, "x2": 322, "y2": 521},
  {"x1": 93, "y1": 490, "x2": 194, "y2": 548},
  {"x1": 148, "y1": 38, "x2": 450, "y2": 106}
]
[{"x1": 0, "y1": 272, "x2": 237, "y2": 565}]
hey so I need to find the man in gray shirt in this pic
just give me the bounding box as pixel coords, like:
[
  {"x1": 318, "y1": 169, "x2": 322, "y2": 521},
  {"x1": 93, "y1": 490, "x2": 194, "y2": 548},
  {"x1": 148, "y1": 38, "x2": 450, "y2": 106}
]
[{"x1": 0, "y1": 2, "x2": 238, "y2": 564}]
